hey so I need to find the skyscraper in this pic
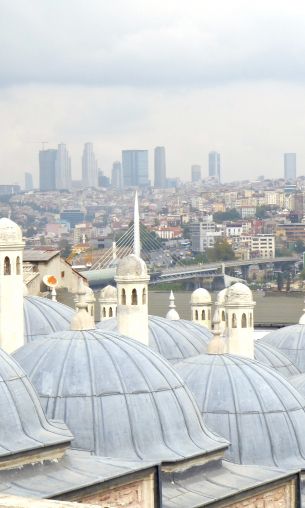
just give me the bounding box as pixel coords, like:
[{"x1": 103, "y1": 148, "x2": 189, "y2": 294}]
[
  {"x1": 122, "y1": 150, "x2": 149, "y2": 187},
  {"x1": 284, "y1": 153, "x2": 296, "y2": 180},
  {"x1": 111, "y1": 161, "x2": 122, "y2": 188},
  {"x1": 55, "y1": 143, "x2": 71, "y2": 190},
  {"x1": 191, "y1": 165, "x2": 201, "y2": 183},
  {"x1": 82, "y1": 143, "x2": 98, "y2": 188},
  {"x1": 154, "y1": 146, "x2": 166, "y2": 188},
  {"x1": 24, "y1": 172, "x2": 33, "y2": 191},
  {"x1": 39, "y1": 149, "x2": 57, "y2": 191},
  {"x1": 208, "y1": 151, "x2": 221, "y2": 182}
]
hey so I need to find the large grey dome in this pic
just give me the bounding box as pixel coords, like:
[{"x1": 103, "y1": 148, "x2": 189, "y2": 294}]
[
  {"x1": 0, "y1": 347, "x2": 72, "y2": 462},
  {"x1": 97, "y1": 315, "x2": 212, "y2": 363},
  {"x1": 24, "y1": 296, "x2": 74, "y2": 341},
  {"x1": 176, "y1": 353, "x2": 305, "y2": 468},
  {"x1": 254, "y1": 341, "x2": 300, "y2": 378},
  {"x1": 261, "y1": 324, "x2": 305, "y2": 372},
  {"x1": 14, "y1": 329, "x2": 227, "y2": 463}
]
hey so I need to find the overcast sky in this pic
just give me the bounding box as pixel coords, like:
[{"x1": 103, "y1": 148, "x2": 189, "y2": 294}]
[{"x1": 1, "y1": 0, "x2": 305, "y2": 185}]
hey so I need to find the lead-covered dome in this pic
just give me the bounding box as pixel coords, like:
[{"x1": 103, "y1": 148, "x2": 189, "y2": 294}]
[
  {"x1": 14, "y1": 329, "x2": 227, "y2": 463},
  {"x1": 0, "y1": 217, "x2": 23, "y2": 244},
  {"x1": 99, "y1": 285, "x2": 117, "y2": 300},
  {"x1": 0, "y1": 347, "x2": 72, "y2": 463},
  {"x1": 116, "y1": 254, "x2": 147, "y2": 278},
  {"x1": 176, "y1": 354, "x2": 305, "y2": 468},
  {"x1": 225, "y1": 283, "x2": 253, "y2": 305},
  {"x1": 97, "y1": 315, "x2": 212, "y2": 363},
  {"x1": 254, "y1": 341, "x2": 300, "y2": 378},
  {"x1": 261, "y1": 325, "x2": 305, "y2": 372},
  {"x1": 191, "y1": 288, "x2": 211, "y2": 304},
  {"x1": 24, "y1": 296, "x2": 74, "y2": 342}
]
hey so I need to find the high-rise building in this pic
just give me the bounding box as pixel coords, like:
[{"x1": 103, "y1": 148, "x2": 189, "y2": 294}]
[
  {"x1": 39, "y1": 149, "x2": 57, "y2": 191},
  {"x1": 154, "y1": 146, "x2": 166, "y2": 188},
  {"x1": 122, "y1": 150, "x2": 149, "y2": 187},
  {"x1": 55, "y1": 143, "x2": 71, "y2": 190},
  {"x1": 82, "y1": 143, "x2": 98, "y2": 188},
  {"x1": 191, "y1": 165, "x2": 201, "y2": 183},
  {"x1": 208, "y1": 151, "x2": 221, "y2": 182},
  {"x1": 111, "y1": 161, "x2": 122, "y2": 188},
  {"x1": 24, "y1": 172, "x2": 33, "y2": 191},
  {"x1": 284, "y1": 153, "x2": 296, "y2": 180},
  {"x1": 98, "y1": 170, "x2": 110, "y2": 187}
]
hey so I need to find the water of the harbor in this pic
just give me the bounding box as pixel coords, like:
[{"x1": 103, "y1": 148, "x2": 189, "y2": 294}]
[{"x1": 148, "y1": 291, "x2": 305, "y2": 325}]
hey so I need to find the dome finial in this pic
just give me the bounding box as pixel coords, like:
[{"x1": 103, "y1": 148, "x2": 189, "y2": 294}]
[
  {"x1": 70, "y1": 278, "x2": 95, "y2": 331},
  {"x1": 208, "y1": 308, "x2": 226, "y2": 354},
  {"x1": 166, "y1": 291, "x2": 180, "y2": 320}
]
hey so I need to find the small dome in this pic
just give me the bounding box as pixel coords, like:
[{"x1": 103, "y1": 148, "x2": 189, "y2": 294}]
[
  {"x1": 225, "y1": 283, "x2": 253, "y2": 305},
  {"x1": 254, "y1": 341, "x2": 300, "y2": 378},
  {"x1": 24, "y1": 296, "x2": 74, "y2": 342},
  {"x1": 261, "y1": 325, "x2": 305, "y2": 372},
  {"x1": 116, "y1": 254, "x2": 147, "y2": 278},
  {"x1": 0, "y1": 217, "x2": 23, "y2": 244},
  {"x1": 14, "y1": 330, "x2": 227, "y2": 462},
  {"x1": 191, "y1": 288, "x2": 211, "y2": 304},
  {"x1": 0, "y1": 347, "x2": 72, "y2": 462},
  {"x1": 99, "y1": 285, "x2": 117, "y2": 300},
  {"x1": 176, "y1": 354, "x2": 305, "y2": 468},
  {"x1": 166, "y1": 308, "x2": 180, "y2": 320},
  {"x1": 216, "y1": 288, "x2": 227, "y2": 305},
  {"x1": 97, "y1": 315, "x2": 212, "y2": 363}
]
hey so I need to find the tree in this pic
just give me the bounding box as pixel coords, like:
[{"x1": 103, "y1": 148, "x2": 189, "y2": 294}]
[
  {"x1": 207, "y1": 239, "x2": 235, "y2": 262},
  {"x1": 213, "y1": 209, "x2": 241, "y2": 223},
  {"x1": 294, "y1": 240, "x2": 305, "y2": 254}
]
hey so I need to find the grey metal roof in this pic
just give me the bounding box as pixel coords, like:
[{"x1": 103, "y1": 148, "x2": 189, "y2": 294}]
[
  {"x1": 13, "y1": 329, "x2": 228, "y2": 463},
  {"x1": 261, "y1": 324, "x2": 305, "y2": 372},
  {"x1": 176, "y1": 353, "x2": 305, "y2": 469},
  {"x1": 23, "y1": 250, "x2": 60, "y2": 262},
  {"x1": 289, "y1": 372, "x2": 305, "y2": 396},
  {"x1": 24, "y1": 296, "x2": 74, "y2": 342},
  {"x1": 254, "y1": 341, "x2": 300, "y2": 378},
  {"x1": 0, "y1": 450, "x2": 156, "y2": 499},
  {"x1": 97, "y1": 316, "x2": 212, "y2": 363},
  {"x1": 0, "y1": 347, "x2": 72, "y2": 460},
  {"x1": 162, "y1": 460, "x2": 298, "y2": 507}
]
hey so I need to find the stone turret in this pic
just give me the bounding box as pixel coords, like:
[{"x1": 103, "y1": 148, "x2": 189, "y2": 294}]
[
  {"x1": 99, "y1": 284, "x2": 117, "y2": 320},
  {"x1": 190, "y1": 288, "x2": 212, "y2": 329}
]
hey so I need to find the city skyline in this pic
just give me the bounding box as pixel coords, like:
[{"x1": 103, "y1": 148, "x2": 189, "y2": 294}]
[{"x1": 2, "y1": 1, "x2": 305, "y2": 183}]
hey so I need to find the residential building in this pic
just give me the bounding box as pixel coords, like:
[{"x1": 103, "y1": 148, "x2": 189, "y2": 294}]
[
  {"x1": 154, "y1": 146, "x2": 167, "y2": 188},
  {"x1": 191, "y1": 165, "x2": 201, "y2": 183},
  {"x1": 122, "y1": 150, "x2": 149, "y2": 187},
  {"x1": 111, "y1": 161, "x2": 122, "y2": 188},
  {"x1": 250, "y1": 235, "x2": 275, "y2": 258},
  {"x1": 190, "y1": 216, "x2": 222, "y2": 252},
  {"x1": 39, "y1": 149, "x2": 57, "y2": 191},
  {"x1": 284, "y1": 153, "x2": 296, "y2": 180},
  {"x1": 55, "y1": 143, "x2": 71, "y2": 190},
  {"x1": 82, "y1": 142, "x2": 98, "y2": 188},
  {"x1": 208, "y1": 151, "x2": 221, "y2": 182},
  {"x1": 24, "y1": 172, "x2": 33, "y2": 191},
  {"x1": 276, "y1": 222, "x2": 305, "y2": 245}
]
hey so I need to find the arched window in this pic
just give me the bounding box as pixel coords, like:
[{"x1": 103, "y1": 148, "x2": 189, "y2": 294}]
[
  {"x1": 91, "y1": 307, "x2": 94, "y2": 317},
  {"x1": 250, "y1": 313, "x2": 253, "y2": 327},
  {"x1": 241, "y1": 313, "x2": 247, "y2": 328},
  {"x1": 103, "y1": 307, "x2": 106, "y2": 317},
  {"x1": 201, "y1": 309, "x2": 206, "y2": 320},
  {"x1": 208, "y1": 309, "x2": 211, "y2": 320},
  {"x1": 131, "y1": 288, "x2": 138, "y2": 305},
  {"x1": 16, "y1": 256, "x2": 21, "y2": 275},
  {"x1": 121, "y1": 288, "x2": 126, "y2": 305},
  {"x1": 222, "y1": 310, "x2": 225, "y2": 322},
  {"x1": 142, "y1": 288, "x2": 146, "y2": 305},
  {"x1": 109, "y1": 307, "x2": 113, "y2": 317},
  {"x1": 195, "y1": 310, "x2": 199, "y2": 320},
  {"x1": 4, "y1": 256, "x2": 11, "y2": 275},
  {"x1": 232, "y1": 313, "x2": 237, "y2": 328}
]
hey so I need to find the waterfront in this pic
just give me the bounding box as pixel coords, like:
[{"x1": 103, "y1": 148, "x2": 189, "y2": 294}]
[{"x1": 148, "y1": 291, "x2": 305, "y2": 325}]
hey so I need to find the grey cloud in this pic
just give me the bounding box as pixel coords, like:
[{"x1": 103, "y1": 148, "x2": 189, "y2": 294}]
[{"x1": 1, "y1": 0, "x2": 305, "y2": 87}]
